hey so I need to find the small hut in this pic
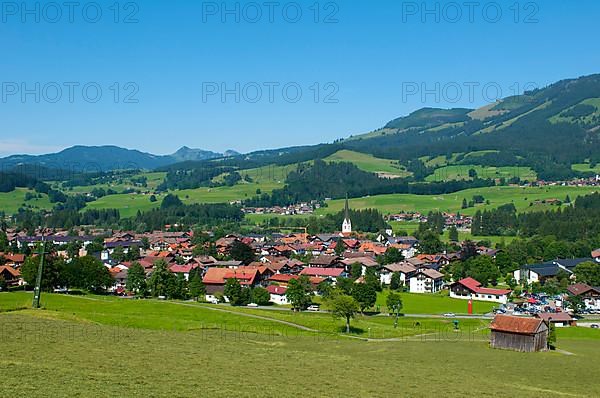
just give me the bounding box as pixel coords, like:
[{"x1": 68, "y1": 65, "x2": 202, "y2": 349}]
[{"x1": 490, "y1": 315, "x2": 548, "y2": 352}]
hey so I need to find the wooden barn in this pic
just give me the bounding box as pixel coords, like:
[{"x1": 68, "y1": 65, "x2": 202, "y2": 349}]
[{"x1": 490, "y1": 315, "x2": 548, "y2": 352}]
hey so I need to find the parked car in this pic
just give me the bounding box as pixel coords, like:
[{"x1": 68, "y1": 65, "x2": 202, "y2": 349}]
[
  {"x1": 246, "y1": 303, "x2": 259, "y2": 308},
  {"x1": 591, "y1": 324, "x2": 599, "y2": 329},
  {"x1": 443, "y1": 313, "x2": 456, "y2": 317},
  {"x1": 307, "y1": 305, "x2": 320, "y2": 312}
]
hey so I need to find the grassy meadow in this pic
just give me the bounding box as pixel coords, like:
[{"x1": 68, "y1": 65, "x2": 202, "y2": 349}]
[
  {"x1": 1, "y1": 292, "x2": 599, "y2": 397},
  {"x1": 318, "y1": 185, "x2": 598, "y2": 216},
  {"x1": 324, "y1": 150, "x2": 411, "y2": 177},
  {"x1": 0, "y1": 188, "x2": 53, "y2": 214},
  {"x1": 425, "y1": 165, "x2": 537, "y2": 182}
]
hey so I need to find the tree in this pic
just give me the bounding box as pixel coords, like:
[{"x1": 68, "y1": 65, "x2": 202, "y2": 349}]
[
  {"x1": 352, "y1": 283, "x2": 377, "y2": 312},
  {"x1": 20, "y1": 255, "x2": 67, "y2": 291},
  {"x1": 73, "y1": 256, "x2": 113, "y2": 293},
  {"x1": 547, "y1": 322, "x2": 557, "y2": 348},
  {"x1": 461, "y1": 198, "x2": 468, "y2": 209},
  {"x1": 364, "y1": 267, "x2": 382, "y2": 292},
  {"x1": 506, "y1": 273, "x2": 517, "y2": 291},
  {"x1": 161, "y1": 194, "x2": 183, "y2": 209},
  {"x1": 377, "y1": 247, "x2": 404, "y2": 265},
  {"x1": 566, "y1": 295, "x2": 585, "y2": 314},
  {"x1": 173, "y1": 273, "x2": 189, "y2": 300},
  {"x1": 230, "y1": 241, "x2": 255, "y2": 264},
  {"x1": 126, "y1": 262, "x2": 147, "y2": 296},
  {"x1": 0, "y1": 230, "x2": 9, "y2": 252},
  {"x1": 330, "y1": 295, "x2": 359, "y2": 333},
  {"x1": 334, "y1": 238, "x2": 345, "y2": 255},
  {"x1": 390, "y1": 272, "x2": 401, "y2": 291},
  {"x1": 0, "y1": 275, "x2": 6, "y2": 291},
  {"x1": 574, "y1": 261, "x2": 600, "y2": 286},
  {"x1": 147, "y1": 259, "x2": 177, "y2": 298},
  {"x1": 350, "y1": 262, "x2": 363, "y2": 279},
  {"x1": 386, "y1": 292, "x2": 403, "y2": 328},
  {"x1": 252, "y1": 287, "x2": 270, "y2": 306},
  {"x1": 188, "y1": 267, "x2": 205, "y2": 301},
  {"x1": 286, "y1": 275, "x2": 312, "y2": 311},
  {"x1": 416, "y1": 230, "x2": 445, "y2": 253},
  {"x1": 223, "y1": 278, "x2": 251, "y2": 306},
  {"x1": 448, "y1": 226, "x2": 459, "y2": 242},
  {"x1": 336, "y1": 277, "x2": 354, "y2": 295}
]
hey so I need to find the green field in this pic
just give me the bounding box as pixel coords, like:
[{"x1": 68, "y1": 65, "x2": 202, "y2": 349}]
[
  {"x1": 375, "y1": 290, "x2": 497, "y2": 314},
  {"x1": 325, "y1": 150, "x2": 410, "y2": 177},
  {"x1": 389, "y1": 221, "x2": 517, "y2": 245},
  {"x1": 1, "y1": 292, "x2": 600, "y2": 397},
  {"x1": 425, "y1": 165, "x2": 537, "y2": 182},
  {"x1": 85, "y1": 193, "x2": 163, "y2": 218},
  {"x1": 65, "y1": 172, "x2": 167, "y2": 194},
  {"x1": 0, "y1": 188, "x2": 53, "y2": 214},
  {"x1": 572, "y1": 162, "x2": 600, "y2": 174},
  {"x1": 318, "y1": 185, "x2": 598, "y2": 216}
]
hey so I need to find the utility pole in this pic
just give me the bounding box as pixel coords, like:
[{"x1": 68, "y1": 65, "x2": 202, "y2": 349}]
[{"x1": 32, "y1": 236, "x2": 46, "y2": 309}]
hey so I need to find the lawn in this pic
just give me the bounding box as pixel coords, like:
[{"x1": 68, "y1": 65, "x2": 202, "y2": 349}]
[
  {"x1": 0, "y1": 188, "x2": 53, "y2": 214},
  {"x1": 375, "y1": 290, "x2": 498, "y2": 314},
  {"x1": 324, "y1": 150, "x2": 411, "y2": 177},
  {"x1": 425, "y1": 165, "x2": 536, "y2": 182},
  {"x1": 318, "y1": 185, "x2": 598, "y2": 216},
  {"x1": 1, "y1": 292, "x2": 600, "y2": 397}
]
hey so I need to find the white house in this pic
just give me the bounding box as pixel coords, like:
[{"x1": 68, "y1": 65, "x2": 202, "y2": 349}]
[
  {"x1": 379, "y1": 262, "x2": 416, "y2": 285},
  {"x1": 409, "y1": 268, "x2": 444, "y2": 293},
  {"x1": 449, "y1": 277, "x2": 511, "y2": 304},
  {"x1": 267, "y1": 285, "x2": 289, "y2": 305}
]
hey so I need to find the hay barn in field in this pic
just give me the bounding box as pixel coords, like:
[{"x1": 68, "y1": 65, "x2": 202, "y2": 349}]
[{"x1": 490, "y1": 315, "x2": 548, "y2": 352}]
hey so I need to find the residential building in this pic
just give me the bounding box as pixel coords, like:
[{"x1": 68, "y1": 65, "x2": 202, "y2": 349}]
[
  {"x1": 408, "y1": 268, "x2": 444, "y2": 293},
  {"x1": 449, "y1": 277, "x2": 511, "y2": 304}
]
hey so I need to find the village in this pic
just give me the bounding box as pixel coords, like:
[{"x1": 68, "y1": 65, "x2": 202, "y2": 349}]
[{"x1": 2, "y1": 198, "x2": 599, "y2": 353}]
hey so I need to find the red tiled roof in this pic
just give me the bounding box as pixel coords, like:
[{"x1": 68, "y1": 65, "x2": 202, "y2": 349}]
[
  {"x1": 267, "y1": 285, "x2": 287, "y2": 295},
  {"x1": 203, "y1": 267, "x2": 258, "y2": 285},
  {"x1": 300, "y1": 267, "x2": 344, "y2": 277},
  {"x1": 490, "y1": 315, "x2": 544, "y2": 334},
  {"x1": 268, "y1": 274, "x2": 297, "y2": 283},
  {"x1": 567, "y1": 283, "x2": 599, "y2": 296},
  {"x1": 455, "y1": 277, "x2": 511, "y2": 295},
  {"x1": 0, "y1": 266, "x2": 20, "y2": 278},
  {"x1": 536, "y1": 312, "x2": 573, "y2": 322}
]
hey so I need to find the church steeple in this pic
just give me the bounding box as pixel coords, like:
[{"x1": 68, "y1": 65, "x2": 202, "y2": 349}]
[{"x1": 342, "y1": 194, "x2": 352, "y2": 235}]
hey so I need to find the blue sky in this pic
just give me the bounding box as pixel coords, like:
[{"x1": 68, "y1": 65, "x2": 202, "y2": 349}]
[{"x1": 1, "y1": 0, "x2": 599, "y2": 156}]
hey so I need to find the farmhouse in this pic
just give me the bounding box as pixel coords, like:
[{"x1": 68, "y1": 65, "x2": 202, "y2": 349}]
[
  {"x1": 490, "y1": 315, "x2": 548, "y2": 352},
  {"x1": 449, "y1": 277, "x2": 511, "y2": 304}
]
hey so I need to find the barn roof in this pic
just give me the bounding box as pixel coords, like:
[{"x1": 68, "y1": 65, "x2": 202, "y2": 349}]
[{"x1": 490, "y1": 315, "x2": 545, "y2": 335}]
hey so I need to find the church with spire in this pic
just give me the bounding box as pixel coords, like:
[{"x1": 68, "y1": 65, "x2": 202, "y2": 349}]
[{"x1": 341, "y1": 194, "x2": 352, "y2": 236}]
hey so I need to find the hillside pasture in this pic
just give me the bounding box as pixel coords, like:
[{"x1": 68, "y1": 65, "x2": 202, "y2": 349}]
[
  {"x1": 1, "y1": 292, "x2": 599, "y2": 397},
  {"x1": 318, "y1": 185, "x2": 598, "y2": 216},
  {"x1": 324, "y1": 150, "x2": 411, "y2": 177},
  {"x1": 425, "y1": 165, "x2": 537, "y2": 182}
]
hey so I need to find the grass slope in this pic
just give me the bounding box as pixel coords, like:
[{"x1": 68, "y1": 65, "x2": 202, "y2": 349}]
[
  {"x1": 324, "y1": 150, "x2": 410, "y2": 177},
  {"x1": 318, "y1": 185, "x2": 598, "y2": 216},
  {"x1": 425, "y1": 165, "x2": 536, "y2": 182},
  {"x1": 0, "y1": 188, "x2": 52, "y2": 214},
  {"x1": 1, "y1": 292, "x2": 599, "y2": 397}
]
